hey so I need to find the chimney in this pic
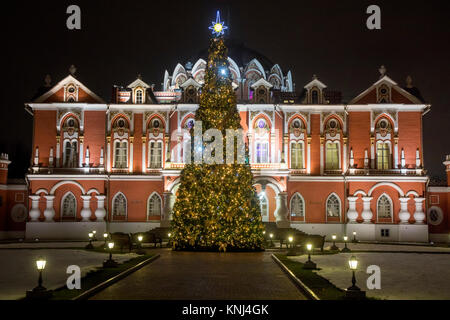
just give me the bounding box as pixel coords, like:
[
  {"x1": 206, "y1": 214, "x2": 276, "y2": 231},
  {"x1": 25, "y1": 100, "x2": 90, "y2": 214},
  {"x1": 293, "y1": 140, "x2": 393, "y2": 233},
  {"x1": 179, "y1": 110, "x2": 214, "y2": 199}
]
[{"x1": 0, "y1": 153, "x2": 11, "y2": 185}]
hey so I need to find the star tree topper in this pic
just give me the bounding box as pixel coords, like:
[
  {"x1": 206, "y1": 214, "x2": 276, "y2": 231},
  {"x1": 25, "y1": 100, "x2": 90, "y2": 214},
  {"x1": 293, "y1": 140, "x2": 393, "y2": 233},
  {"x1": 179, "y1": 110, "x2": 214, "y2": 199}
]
[{"x1": 209, "y1": 10, "x2": 228, "y2": 37}]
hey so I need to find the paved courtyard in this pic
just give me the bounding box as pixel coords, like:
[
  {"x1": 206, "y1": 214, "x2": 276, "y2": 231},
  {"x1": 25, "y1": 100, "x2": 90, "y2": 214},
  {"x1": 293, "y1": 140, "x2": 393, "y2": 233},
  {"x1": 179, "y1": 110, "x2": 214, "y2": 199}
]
[
  {"x1": 0, "y1": 248, "x2": 137, "y2": 300},
  {"x1": 91, "y1": 251, "x2": 306, "y2": 300},
  {"x1": 290, "y1": 251, "x2": 450, "y2": 300}
]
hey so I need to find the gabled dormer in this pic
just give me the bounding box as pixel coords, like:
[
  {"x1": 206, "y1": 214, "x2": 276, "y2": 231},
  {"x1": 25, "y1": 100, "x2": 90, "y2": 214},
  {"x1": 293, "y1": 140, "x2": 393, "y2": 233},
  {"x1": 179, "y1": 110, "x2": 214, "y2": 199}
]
[
  {"x1": 33, "y1": 66, "x2": 104, "y2": 104},
  {"x1": 350, "y1": 66, "x2": 423, "y2": 104},
  {"x1": 127, "y1": 75, "x2": 151, "y2": 104},
  {"x1": 250, "y1": 78, "x2": 273, "y2": 103},
  {"x1": 180, "y1": 78, "x2": 202, "y2": 103},
  {"x1": 303, "y1": 75, "x2": 327, "y2": 104}
]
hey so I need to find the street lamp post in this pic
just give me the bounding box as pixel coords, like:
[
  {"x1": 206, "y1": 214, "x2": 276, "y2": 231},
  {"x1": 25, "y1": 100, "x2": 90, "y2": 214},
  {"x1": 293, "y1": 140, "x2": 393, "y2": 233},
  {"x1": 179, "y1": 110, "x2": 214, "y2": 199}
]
[
  {"x1": 269, "y1": 233, "x2": 274, "y2": 248},
  {"x1": 136, "y1": 235, "x2": 145, "y2": 255},
  {"x1": 85, "y1": 232, "x2": 94, "y2": 250},
  {"x1": 345, "y1": 256, "x2": 366, "y2": 300},
  {"x1": 103, "y1": 242, "x2": 118, "y2": 268},
  {"x1": 92, "y1": 230, "x2": 97, "y2": 241},
  {"x1": 331, "y1": 234, "x2": 339, "y2": 251},
  {"x1": 167, "y1": 232, "x2": 172, "y2": 248},
  {"x1": 287, "y1": 236, "x2": 296, "y2": 256},
  {"x1": 303, "y1": 243, "x2": 317, "y2": 269},
  {"x1": 103, "y1": 233, "x2": 108, "y2": 248},
  {"x1": 352, "y1": 231, "x2": 358, "y2": 243},
  {"x1": 342, "y1": 236, "x2": 351, "y2": 252},
  {"x1": 26, "y1": 257, "x2": 52, "y2": 299}
]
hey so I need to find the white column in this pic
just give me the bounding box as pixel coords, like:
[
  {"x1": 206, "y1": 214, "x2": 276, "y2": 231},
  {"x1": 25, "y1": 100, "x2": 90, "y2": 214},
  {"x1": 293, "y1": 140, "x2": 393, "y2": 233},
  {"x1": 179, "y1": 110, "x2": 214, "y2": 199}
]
[
  {"x1": 270, "y1": 133, "x2": 276, "y2": 163},
  {"x1": 415, "y1": 149, "x2": 421, "y2": 168},
  {"x1": 399, "y1": 197, "x2": 411, "y2": 224},
  {"x1": 413, "y1": 197, "x2": 425, "y2": 224},
  {"x1": 307, "y1": 138, "x2": 311, "y2": 174},
  {"x1": 29, "y1": 195, "x2": 41, "y2": 222},
  {"x1": 401, "y1": 148, "x2": 406, "y2": 168},
  {"x1": 79, "y1": 140, "x2": 84, "y2": 167},
  {"x1": 106, "y1": 138, "x2": 111, "y2": 171},
  {"x1": 34, "y1": 147, "x2": 39, "y2": 166},
  {"x1": 80, "y1": 195, "x2": 92, "y2": 221},
  {"x1": 85, "y1": 147, "x2": 90, "y2": 166},
  {"x1": 129, "y1": 139, "x2": 134, "y2": 172},
  {"x1": 343, "y1": 142, "x2": 347, "y2": 173},
  {"x1": 49, "y1": 147, "x2": 54, "y2": 167},
  {"x1": 364, "y1": 149, "x2": 369, "y2": 168},
  {"x1": 274, "y1": 192, "x2": 290, "y2": 228},
  {"x1": 394, "y1": 142, "x2": 399, "y2": 168},
  {"x1": 56, "y1": 137, "x2": 61, "y2": 168},
  {"x1": 361, "y1": 196, "x2": 373, "y2": 223},
  {"x1": 43, "y1": 195, "x2": 56, "y2": 222},
  {"x1": 370, "y1": 139, "x2": 375, "y2": 169},
  {"x1": 248, "y1": 133, "x2": 253, "y2": 163},
  {"x1": 177, "y1": 136, "x2": 182, "y2": 163},
  {"x1": 94, "y1": 195, "x2": 107, "y2": 221},
  {"x1": 347, "y1": 196, "x2": 359, "y2": 223},
  {"x1": 100, "y1": 147, "x2": 104, "y2": 167},
  {"x1": 142, "y1": 139, "x2": 146, "y2": 172},
  {"x1": 320, "y1": 140, "x2": 324, "y2": 174}
]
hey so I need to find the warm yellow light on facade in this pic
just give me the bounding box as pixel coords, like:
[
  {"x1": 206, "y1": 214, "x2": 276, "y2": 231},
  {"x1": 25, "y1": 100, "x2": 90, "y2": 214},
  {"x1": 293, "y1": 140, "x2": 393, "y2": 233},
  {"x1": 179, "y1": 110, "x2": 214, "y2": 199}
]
[{"x1": 36, "y1": 258, "x2": 46, "y2": 271}]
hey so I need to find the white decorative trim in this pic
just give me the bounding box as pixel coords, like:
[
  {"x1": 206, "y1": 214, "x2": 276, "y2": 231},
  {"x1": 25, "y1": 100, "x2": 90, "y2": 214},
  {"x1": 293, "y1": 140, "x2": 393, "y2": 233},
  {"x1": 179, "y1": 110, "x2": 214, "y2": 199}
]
[{"x1": 368, "y1": 182, "x2": 405, "y2": 197}]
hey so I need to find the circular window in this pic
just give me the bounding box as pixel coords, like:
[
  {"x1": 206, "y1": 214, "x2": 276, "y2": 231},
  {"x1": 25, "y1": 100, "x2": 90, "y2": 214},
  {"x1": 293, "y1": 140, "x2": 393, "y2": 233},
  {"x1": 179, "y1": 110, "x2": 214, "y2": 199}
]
[
  {"x1": 153, "y1": 119, "x2": 160, "y2": 128},
  {"x1": 188, "y1": 88, "x2": 195, "y2": 95},
  {"x1": 11, "y1": 204, "x2": 27, "y2": 223},
  {"x1": 379, "y1": 120, "x2": 387, "y2": 129},
  {"x1": 68, "y1": 119, "x2": 75, "y2": 127},
  {"x1": 427, "y1": 206, "x2": 443, "y2": 226},
  {"x1": 259, "y1": 89, "x2": 266, "y2": 95},
  {"x1": 293, "y1": 120, "x2": 301, "y2": 129},
  {"x1": 68, "y1": 86, "x2": 75, "y2": 93},
  {"x1": 118, "y1": 119, "x2": 125, "y2": 128},
  {"x1": 329, "y1": 120, "x2": 337, "y2": 129},
  {"x1": 380, "y1": 88, "x2": 387, "y2": 94},
  {"x1": 258, "y1": 120, "x2": 266, "y2": 129},
  {"x1": 187, "y1": 119, "x2": 194, "y2": 129}
]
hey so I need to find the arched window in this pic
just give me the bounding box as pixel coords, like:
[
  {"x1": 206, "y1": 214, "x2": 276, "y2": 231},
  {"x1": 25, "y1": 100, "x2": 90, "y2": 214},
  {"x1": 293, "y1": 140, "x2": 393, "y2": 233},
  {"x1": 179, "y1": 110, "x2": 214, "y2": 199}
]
[
  {"x1": 290, "y1": 193, "x2": 304, "y2": 217},
  {"x1": 64, "y1": 140, "x2": 78, "y2": 168},
  {"x1": 377, "y1": 194, "x2": 392, "y2": 219},
  {"x1": 61, "y1": 192, "x2": 77, "y2": 218},
  {"x1": 256, "y1": 142, "x2": 269, "y2": 163},
  {"x1": 290, "y1": 142, "x2": 304, "y2": 169},
  {"x1": 113, "y1": 193, "x2": 127, "y2": 217},
  {"x1": 135, "y1": 89, "x2": 143, "y2": 104},
  {"x1": 149, "y1": 141, "x2": 163, "y2": 168},
  {"x1": 259, "y1": 194, "x2": 268, "y2": 219},
  {"x1": 325, "y1": 142, "x2": 340, "y2": 170},
  {"x1": 147, "y1": 193, "x2": 162, "y2": 217},
  {"x1": 377, "y1": 142, "x2": 391, "y2": 170},
  {"x1": 114, "y1": 141, "x2": 128, "y2": 168},
  {"x1": 326, "y1": 194, "x2": 340, "y2": 217}
]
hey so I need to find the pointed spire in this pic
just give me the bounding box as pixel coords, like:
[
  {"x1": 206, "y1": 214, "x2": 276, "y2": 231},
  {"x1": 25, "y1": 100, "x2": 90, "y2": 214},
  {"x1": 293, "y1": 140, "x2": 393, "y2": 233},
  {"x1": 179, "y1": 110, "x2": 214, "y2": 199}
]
[
  {"x1": 44, "y1": 74, "x2": 52, "y2": 87},
  {"x1": 406, "y1": 75, "x2": 413, "y2": 88},
  {"x1": 69, "y1": 65, "x2": 77, "y2": 75},
  {"x1": 378, "y1": 65, "x2": 386, "y2": 78}
]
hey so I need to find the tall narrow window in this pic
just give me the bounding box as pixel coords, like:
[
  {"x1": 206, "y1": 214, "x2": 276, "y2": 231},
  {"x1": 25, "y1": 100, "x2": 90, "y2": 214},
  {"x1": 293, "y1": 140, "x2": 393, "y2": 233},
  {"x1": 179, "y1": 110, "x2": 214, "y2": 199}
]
[
  {"x1": 290, "y1": 194, "x2": 304, "y2": 217},
  {"x1": 61, "y1": 193, "x2": 76, "y2": 218},
  {"x1": 325, "y1": 143, "x2": 339, "y2": 170},
  {"x1": 113, "y1": 193, "x2": 127, "y2": 217},
  {"x1": 149, "y1": 141, "x2": 163, "y2": 168},
  {"x1": 135, "y1": 89, "x2": 143, "y2": 104},
  {"x1": 290, "y1": 142, "x2": 304, "y2": 169},
  {"x1": 148, "y1": 193, "x2": 161, "y2": 217},
  {"x1": 64, "y1": 141, "x2": 78, "y2": 168},
  {"x1": 311, "y1": 90, "x2": 319, "y2": 104},
  {"x1": 377, "y1": 143, "x2": 391, "y2": 170},
  {"x1": 256, "y1": 142, "x2": 269, "y2": 163},
  {"x1": 260, "y1": 194, "x2": 268, "y2": 218},
  {"x1": 377, "y1": 195, "x2": 392, "y2": 218},
  {"x1": 326, "y1": 194, "x2": 340, "y2": 217},
  {"x1": 114, "y1": 141, "x2": 128, "y2": 168}
]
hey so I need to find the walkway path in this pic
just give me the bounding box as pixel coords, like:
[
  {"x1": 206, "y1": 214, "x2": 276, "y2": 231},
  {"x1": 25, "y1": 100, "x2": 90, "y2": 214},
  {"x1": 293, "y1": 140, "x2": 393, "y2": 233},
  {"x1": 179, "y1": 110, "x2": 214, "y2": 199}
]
[{"x1": 91, "y1": 251, "x2": 306, "y2": 300}]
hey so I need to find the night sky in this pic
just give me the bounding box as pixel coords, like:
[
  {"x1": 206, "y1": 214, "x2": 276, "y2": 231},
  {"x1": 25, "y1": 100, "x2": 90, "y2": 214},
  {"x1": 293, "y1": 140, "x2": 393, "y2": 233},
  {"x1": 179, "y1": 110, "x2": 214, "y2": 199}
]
[{"x1": 1, "y1": 0, "x2": 449, "y2": 180}]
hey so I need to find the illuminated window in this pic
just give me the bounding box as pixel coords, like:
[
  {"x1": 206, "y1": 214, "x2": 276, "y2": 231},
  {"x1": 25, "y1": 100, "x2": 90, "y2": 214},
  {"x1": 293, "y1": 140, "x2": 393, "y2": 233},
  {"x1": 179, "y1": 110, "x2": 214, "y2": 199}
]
[
  {"x1": 326, "y1": 194, "x2": 340, "y2": 217},
  {"x1": 114, "y1": 141, "x2": 128, "y2": 168},
  {"x1": 377, "y1": 195, "x2": 392, "y2": 218},
  {"x1": 135, "y1": 89, "x2": 143, "y2": 104},
  {"x1": 290, "y1": 142, "x2": 304, "y2": 169},
  {"x1": 113, "y1": 193, "x2": 127, "y2": 217},
  {"x1": 377, "y1": 143, "x2": 391, "y2": 169},
  {"x1": 64, "y1": 141, "x2": 78, "y2": 168},
  {"x1": 148, "y1": 193, "x2": 161, "y2": 217},
  {"x1": 149, "y1": 141, "x2": 163, "y2": 168},
  {"x1": 290, "y1": 193, "x2": 304, "y2": 217},
  {"x1": 325, "y1": 143, "x2": 339, "y2": 170},
  {"x1": 260, "y1": 194, "x2": 268, "y2": 217},
  {"x1": 61, "y1": 192, "x2": 76, "y2": 218},
  {"x1": 256, "y1": 142, "x2": 269, "y2": 163}
]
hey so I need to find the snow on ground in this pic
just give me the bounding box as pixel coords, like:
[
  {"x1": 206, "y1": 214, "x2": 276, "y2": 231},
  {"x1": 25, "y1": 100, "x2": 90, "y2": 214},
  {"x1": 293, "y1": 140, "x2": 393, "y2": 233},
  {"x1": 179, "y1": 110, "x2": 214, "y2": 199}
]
[
  {"x1": 0, "y1": 249, "x2": 138, "y2": 300},
  {"x1": 290, "y1": 251, "x2": 450, "y2": 300},
  {"x1": 324, "y1": 242, "x2": 450, "y2": 253}
]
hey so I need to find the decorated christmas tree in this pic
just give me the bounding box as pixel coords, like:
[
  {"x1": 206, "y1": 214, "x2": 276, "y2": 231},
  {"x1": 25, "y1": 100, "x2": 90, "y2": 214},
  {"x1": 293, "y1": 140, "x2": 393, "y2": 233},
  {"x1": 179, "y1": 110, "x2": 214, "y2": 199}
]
[{"x1": 171, "y1": 12, "x2": 265, "y2": 251}]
